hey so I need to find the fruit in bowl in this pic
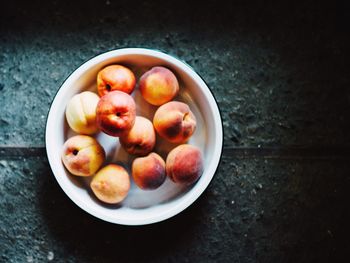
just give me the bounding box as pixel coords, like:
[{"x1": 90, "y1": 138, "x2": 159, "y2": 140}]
[
  {"x1": 90, "y1": 164, "x2": 130, "y2": 204},
  {"x1": 166, "y1": 144, "x2": 203, "y2": 185},
  {"x1": 65, "y1": 91, "x2": 100, "y2": 134},
  {"x1": 132, "y1": 152, "x2": 166, "y2": 190},
  {"x1": 119, "y1": 116, "x2": 156, "y2": 156},
  {"x1": 96, "y1": 90, "x2": 136, "y2": 137},
  {"x1": 61, "y1": 135, "x2": 106, "y2": 176},
  {"x1": 153, "y1": 101, "x2": 196, "y2": 143},
  {"x1": 139, "y1": 66, "x2": 179, "y2": 106},
  {"x1": 97, "y1": 65, "x2": 136, "y2": 96},
  {"x1": 46, "y1": 48, "x2": 223, "y2": 225}
]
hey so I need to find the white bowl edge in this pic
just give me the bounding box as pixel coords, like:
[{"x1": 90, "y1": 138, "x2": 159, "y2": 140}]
[{"x1": 45, "y1": 48, "x2": 223, "y2": 225}]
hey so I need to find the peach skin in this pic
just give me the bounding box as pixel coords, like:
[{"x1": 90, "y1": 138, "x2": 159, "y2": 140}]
[
  {"x1": 139, "y1": 66, "x2": 179, "y2": 106},
  {"x1": 166, "y1": 144, "x2": 203, "y2": 185},
  {"x1": 119, "y1": 116, "x2": 156, "y2": 156},
  {"x1": 96, "y1": 90, "x2": 136, "y2": 137},
  {"x1": 132, "y1": 152, "x2": 166, "y2": 190},
  {"x1": 90, "y1": 164, "x2": 130, "y2": 204},
  {"x1": 65, "y1": 91, "x2": 100, "y2": 135},
  {"x1": 97, "y1": 65, "x2": 136, "y2": 96},
  {"x1": 61, "y1": 135, "x2": 105, "y2": 176},
  {"x1": 153, "y1": 101, "x2": 196, "y2": 143}
]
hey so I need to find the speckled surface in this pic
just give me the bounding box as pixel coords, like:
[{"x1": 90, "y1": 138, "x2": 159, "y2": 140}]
[
  {"x1": 1, "y1": 1, "x2": 350, "y2": 262},
  {"x1": 1, "y1": 156, "x2": 349, "y2": 262}
]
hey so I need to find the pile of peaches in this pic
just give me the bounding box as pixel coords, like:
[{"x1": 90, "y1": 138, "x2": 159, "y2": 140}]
[{"x1": 61, "y1": 64, "x2": 203, "y2": 204}]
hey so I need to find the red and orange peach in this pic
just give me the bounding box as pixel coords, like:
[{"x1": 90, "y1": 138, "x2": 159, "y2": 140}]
[
  {"x1": 166, "y1": 144, "x2": 203, "y2": 185},
  {"x1": 153, "y1": 101, "x2": 196, "y2": 143},
  {"x1": 96, "y1": 90, "x2": 136, "y2": 137},
  {"x1": 132, "y1": 152, "x2": 166, "y2": 190},
  {"x1": 97, "y1": 65, "x2": 136, "y2": 96},
  {"x1": 119, "y1": 116, "x2": 156, "y2": 156}
]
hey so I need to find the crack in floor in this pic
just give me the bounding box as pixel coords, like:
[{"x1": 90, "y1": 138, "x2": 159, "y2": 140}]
[{"x1": 1, "y1": 146, "x2": 350, "y2": 159}]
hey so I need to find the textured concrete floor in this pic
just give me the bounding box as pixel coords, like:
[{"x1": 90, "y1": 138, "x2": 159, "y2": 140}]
[{"x1": 1, "y1": 0, "x2": 350, "y2": 262}]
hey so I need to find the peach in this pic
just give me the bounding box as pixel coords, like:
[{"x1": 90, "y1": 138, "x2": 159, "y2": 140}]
[
  {"x1": 166, "y1": 144, "x2": 203, "y2": 185},
  {"x1": 90, "y1": 164, "x2": 130, "y2": 204},
  {"x1": 61, "y1": 135, "x2": 105, "y2": 176},
  {"x1": 153, "y1": 101, "x2": 196, "y2": 143},
  {"x1": 119, "y1": 116, "x2": 156, "y2": 156},
  {"x1": 96, "y1": 90, "x2": 136, "y2": 137},
  {"x1": 132, "y1": 152, "x2": 166, "y2": 190},
  {"x1": 139, "y1": 66, "x2": 179, "y2": 106},
  {"x1": 65, "y1": 91, "x2": 100, "y2": 134},
  {"x1": 97, "y1": 65, "x2": 136, "y2": 96}
]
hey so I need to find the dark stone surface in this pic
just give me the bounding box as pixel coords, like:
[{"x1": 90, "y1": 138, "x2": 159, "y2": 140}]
[
  {"x1": 1, "y1": 0, "x2": 350, "y2": 147},
  {"x1": 1, "y1": 155, "x2": 349, "y2": 262},
  {"x1": 1, "y1": 0, "x2": 350, "y2": 262}
]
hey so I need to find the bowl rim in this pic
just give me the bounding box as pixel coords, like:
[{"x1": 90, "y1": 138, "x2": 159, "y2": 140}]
[{"x1": 45, "y1": 47, "x2": 224, "y2": 225}]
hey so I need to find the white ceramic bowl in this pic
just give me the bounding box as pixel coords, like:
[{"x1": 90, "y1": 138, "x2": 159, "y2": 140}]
[{"x1": 45, "y1": 48, "x2": 223, "y2": 225}]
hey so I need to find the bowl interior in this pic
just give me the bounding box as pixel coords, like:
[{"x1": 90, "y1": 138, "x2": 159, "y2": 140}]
[{"x1": 46, "y1": 48, "x2": 222, "y2": 225}]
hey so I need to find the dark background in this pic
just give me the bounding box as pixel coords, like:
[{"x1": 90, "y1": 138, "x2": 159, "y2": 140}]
[{"x1": 1, "y1": 0, "x2": 350, "y2": 262}]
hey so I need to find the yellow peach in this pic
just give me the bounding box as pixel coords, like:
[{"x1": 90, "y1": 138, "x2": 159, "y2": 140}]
[
  {"x1": 139, "y1": 66, "x2": 179, "y2": 106},
  {"x1": 90, "y1": 164, "x2": 130, "y2": 204},
  {"x1": 65, "y1": 91, "x2": 100, "y2": 134},
  {"x1": 61, "y1": 135, "x2": 105, "y2": 176}
]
